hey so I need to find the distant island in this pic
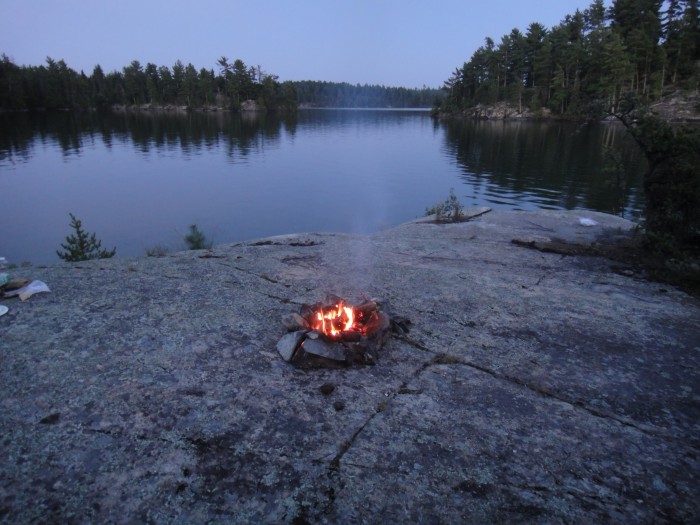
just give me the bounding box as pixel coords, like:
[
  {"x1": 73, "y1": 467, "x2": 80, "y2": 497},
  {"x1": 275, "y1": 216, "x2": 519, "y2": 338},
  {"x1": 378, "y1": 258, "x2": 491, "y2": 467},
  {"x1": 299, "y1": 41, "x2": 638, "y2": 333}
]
[
  {"x1": 434, "y1": 0, "x2": 700, "y2": 121},
  {"x1": 0, "y1": 54, "x2": 441, "y2": 112}
]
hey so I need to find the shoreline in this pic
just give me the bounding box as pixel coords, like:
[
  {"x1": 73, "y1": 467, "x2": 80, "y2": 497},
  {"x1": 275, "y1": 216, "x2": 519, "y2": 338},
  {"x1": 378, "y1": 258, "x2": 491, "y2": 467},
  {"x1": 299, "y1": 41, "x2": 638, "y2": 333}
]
[{"x1": 434, "y1": 91, "x2": 700, "y2": 123}]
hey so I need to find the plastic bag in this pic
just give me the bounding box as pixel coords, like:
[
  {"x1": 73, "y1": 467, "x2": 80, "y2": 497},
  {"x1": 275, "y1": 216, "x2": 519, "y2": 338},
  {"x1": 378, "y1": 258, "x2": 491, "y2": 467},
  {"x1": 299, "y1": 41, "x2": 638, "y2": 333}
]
[{"x1": 4, "y1": 280, "x2": 51, "y2": 301}]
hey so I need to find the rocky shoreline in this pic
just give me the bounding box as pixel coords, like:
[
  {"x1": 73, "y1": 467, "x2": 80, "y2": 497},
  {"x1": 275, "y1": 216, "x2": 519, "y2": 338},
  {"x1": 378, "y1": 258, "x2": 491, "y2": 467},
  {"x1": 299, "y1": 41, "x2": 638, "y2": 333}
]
[
  {"x1": 110, "y1": 98, "x2": 263, "y2": 113},
  {"x1": 1, "y1": 210, "x2": 698, "y2": 523},
  {"x1": 435, "y1": 91, "x2": 700, "y2": 122}
]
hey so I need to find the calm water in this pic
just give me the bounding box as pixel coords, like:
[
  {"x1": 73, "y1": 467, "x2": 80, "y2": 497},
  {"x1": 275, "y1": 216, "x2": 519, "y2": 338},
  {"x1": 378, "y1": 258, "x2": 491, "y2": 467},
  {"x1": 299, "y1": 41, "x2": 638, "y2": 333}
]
[{"x1": 0, "y1": 109, "x2": 646, "y2": 264}]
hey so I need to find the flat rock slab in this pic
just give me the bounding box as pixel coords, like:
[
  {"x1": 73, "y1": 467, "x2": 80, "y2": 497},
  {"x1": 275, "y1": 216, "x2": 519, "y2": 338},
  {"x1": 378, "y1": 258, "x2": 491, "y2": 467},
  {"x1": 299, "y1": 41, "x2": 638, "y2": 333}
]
[{"x1": 1, "y1": 210, "x2": 698, "y2": 523}]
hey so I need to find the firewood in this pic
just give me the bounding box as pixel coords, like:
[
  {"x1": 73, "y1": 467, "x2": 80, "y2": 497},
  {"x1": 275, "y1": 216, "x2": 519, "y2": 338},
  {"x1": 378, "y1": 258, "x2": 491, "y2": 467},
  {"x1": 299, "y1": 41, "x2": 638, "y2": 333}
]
[{"x1": 354, "y1": 300, "x2": 378, "y2": 317}]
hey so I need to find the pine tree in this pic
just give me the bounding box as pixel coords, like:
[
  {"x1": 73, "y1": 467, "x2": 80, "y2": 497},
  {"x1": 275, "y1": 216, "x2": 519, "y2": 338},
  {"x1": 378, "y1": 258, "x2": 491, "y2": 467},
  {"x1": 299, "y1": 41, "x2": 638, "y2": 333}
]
[
  {"x1": 56, "y1": 213, "x2": 116, "y2": 261},
  {"x1": 184, "y1": 224, "x2": 212, "y2": 250},
  {"x1": 610, "y1": 0, "x2": 664, "y2": 97}
]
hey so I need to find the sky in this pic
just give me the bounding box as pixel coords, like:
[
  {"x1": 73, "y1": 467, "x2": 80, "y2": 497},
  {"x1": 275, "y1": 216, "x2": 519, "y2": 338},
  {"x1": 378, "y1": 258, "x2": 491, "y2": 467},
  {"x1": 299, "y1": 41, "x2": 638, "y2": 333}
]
[{"x1": 0, "y1": 0, "x2": 609, "y2": 88}]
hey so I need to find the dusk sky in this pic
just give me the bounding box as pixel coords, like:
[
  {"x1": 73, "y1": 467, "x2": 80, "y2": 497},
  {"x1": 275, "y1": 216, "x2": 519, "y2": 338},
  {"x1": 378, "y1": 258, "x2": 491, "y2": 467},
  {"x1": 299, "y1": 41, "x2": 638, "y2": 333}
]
[{"x1": 1, "y1": 0, "x2": 608, "y2": 88}]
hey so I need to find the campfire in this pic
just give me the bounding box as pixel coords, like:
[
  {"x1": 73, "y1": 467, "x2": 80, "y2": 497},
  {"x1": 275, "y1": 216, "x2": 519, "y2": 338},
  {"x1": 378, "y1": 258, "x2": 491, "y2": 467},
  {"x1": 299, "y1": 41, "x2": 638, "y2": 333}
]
[{"x1": 277, "y1": 295, "x2": 408, "y2": 367}]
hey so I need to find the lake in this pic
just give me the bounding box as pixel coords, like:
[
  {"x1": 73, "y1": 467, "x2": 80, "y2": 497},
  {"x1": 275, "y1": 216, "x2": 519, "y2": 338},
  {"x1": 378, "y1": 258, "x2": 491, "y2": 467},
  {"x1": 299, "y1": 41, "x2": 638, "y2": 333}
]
[{"x1": 0, "y1": 109, "x2": 647, "y2": 264}]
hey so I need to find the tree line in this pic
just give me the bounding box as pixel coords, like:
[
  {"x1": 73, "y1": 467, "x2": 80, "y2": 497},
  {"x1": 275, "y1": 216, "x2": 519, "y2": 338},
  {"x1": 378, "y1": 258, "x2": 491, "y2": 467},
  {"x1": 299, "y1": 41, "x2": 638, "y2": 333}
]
[
  {"x1": 293, "y1": 81, "x2": 442, "y2": 108},
  {"x1": 0, "y1": 55, "x2": 442, "y2": 111},
  {"x1": 437, "y1": 0, "x2": 699, "y2": 116},
  {"x1": 0, "y1": 55, "x2": 297, "y2": 111}
]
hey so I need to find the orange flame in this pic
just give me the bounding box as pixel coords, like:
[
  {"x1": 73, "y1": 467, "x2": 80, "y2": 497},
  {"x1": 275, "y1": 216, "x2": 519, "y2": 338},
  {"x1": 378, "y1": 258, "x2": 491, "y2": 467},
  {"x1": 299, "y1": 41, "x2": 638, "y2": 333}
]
[{"x1": 312, "y1": 301, "x2": 357, "y2": 338}]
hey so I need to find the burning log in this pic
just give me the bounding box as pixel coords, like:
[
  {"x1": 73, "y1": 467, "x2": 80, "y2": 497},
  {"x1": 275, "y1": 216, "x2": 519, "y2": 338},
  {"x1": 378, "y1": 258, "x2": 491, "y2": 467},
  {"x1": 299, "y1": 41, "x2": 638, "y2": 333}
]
[
  {"x1": 277, "y1": 296, "x2": 399, "y2": 368},
  {"x1": 353, "y1": 300, "x2": 379, "y2": 317}
]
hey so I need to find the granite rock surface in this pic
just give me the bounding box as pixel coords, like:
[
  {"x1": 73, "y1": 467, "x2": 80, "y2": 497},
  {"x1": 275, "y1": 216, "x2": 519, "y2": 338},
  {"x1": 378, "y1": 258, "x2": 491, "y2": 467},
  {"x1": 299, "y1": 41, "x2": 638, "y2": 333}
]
[{"x1": 1, "y1": 210, "x2": 698, "y2": 524}]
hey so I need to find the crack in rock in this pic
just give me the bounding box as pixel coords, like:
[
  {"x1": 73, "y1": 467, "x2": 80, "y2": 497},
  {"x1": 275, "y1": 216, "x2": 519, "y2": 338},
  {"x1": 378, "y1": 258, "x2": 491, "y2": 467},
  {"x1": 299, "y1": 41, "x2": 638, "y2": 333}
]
[
  {"x1": 395, "y1": 334, "x2": 676, "y2": 442},
  {"x1": 322, "y1": 352, "x2": 436, "y2": 515},
  {"x1": 423, "y1": 352, "x2": 674, "y2": 440}
]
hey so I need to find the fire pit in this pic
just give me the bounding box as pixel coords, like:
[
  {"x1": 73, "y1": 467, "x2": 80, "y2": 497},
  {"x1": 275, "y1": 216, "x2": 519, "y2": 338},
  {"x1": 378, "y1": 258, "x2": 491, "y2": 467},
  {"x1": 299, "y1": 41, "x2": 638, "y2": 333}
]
[{"x1": 277, "y1": 295, "x2": 408, "y2": 367}]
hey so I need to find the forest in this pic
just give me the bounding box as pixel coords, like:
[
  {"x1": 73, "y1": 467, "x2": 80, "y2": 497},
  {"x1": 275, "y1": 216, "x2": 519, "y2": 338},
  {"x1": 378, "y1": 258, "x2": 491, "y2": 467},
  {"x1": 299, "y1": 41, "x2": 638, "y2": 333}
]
[
  {"x1": 0, "y1": 56, "x2": 297, "y2": 111},
  {"x1": 436, "y1": 0, "x2": 699, "y2": 117},
  {"x1": 0, "y1": 55, "x2": 441, "y2": 111}
]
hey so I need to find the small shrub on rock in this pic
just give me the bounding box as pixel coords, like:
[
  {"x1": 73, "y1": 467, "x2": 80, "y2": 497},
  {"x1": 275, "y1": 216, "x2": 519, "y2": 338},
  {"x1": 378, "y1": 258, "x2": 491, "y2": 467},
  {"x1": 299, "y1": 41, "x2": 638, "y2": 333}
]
[
  {"x1": 184, "y1": 224, "x2": 212, "y2": 250},
  {"x1": 57, "y1": 213, "x2": 116, "y2": 262},
  {"x1": 425, "y1": 188, "x2": 464, "y2": 222}
]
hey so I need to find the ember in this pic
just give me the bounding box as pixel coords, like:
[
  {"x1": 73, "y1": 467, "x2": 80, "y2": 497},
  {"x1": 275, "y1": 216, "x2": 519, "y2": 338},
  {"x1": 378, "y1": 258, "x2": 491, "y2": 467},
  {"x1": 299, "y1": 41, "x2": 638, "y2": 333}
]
[{"x1": 277, "y1": 295, "x2": 408, "y2": 367}]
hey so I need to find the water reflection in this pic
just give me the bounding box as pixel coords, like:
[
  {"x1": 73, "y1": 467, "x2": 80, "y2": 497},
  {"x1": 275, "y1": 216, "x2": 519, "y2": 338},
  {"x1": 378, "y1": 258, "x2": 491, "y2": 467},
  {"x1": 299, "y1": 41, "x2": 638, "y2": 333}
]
[
  {"x1": 0, "y1": 109, "x2": 648, "y2": 264},
  {"x1": 0, "y1": 110, "x2": 298, "y2": 164},
  {"x1": 439, "y1": 119, "x2": 647, "y2": 218}
]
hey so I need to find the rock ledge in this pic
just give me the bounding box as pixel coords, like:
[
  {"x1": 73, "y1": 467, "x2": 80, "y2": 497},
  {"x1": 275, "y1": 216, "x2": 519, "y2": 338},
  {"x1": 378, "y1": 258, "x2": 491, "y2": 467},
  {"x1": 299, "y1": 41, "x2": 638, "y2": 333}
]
[{"x1": 1, "y1": 210, "x2": 698, "y2": 523}]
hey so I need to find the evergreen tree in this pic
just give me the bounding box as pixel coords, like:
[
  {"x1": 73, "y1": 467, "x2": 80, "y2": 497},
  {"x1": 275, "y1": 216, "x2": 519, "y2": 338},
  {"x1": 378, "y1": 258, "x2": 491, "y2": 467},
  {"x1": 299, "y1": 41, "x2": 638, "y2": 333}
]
[
  {"x1": 57, "y1": 213, "x2": 116, "y2": 262},
  {"x1": 158, "y1": 65, "x2": 174, "y2": 102},
  {"x1": 509, "y1": 28, "x2": 528, "y2": 111},
  {"x1": 0, "y1": 54, "x2": 26, "y2": 109},
  {"x1": 123, "y1": 60, "x2": 147, "y2": 104},
  {"x1": 89, "y1": 64, "x2": 107, "y2": 107},
  {"x1": 145, "y1": 63, "x2": 160, "y2": 103},
  {"x1": 184, "y1": 224, "x2": 212, "y2": 250},
  {"x1": 673, "y1": 0, "x2": 700, "y2": 88},
  {"x1": 198, "y1": 67, "x2": 216, "y2": 106},
  {"x1": 524, "y1": 22, "x2": 549, "y2": 91},
  {"x1": 183, "y1": 63, "x2": 199, "y2": 106},
  {"x1": 172, "y1": 60, "x2": 185, "y2": 104},
  {"x1": 610, "y1": 0, "x2": 664, "y2": 97}
]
